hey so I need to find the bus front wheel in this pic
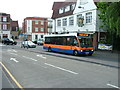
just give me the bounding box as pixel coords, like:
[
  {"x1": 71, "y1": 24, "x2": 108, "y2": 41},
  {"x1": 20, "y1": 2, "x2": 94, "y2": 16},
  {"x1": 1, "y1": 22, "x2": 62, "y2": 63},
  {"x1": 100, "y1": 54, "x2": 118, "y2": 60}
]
[
  {"x1": 48, "y1": 47, "x2": 52, "y2": 52},
  {"x1": 73, "y1": 50, "x2": 78, "y2": 56},
  {"x1": 88, "y1": 53, "x2": 93, "y2": 56}
]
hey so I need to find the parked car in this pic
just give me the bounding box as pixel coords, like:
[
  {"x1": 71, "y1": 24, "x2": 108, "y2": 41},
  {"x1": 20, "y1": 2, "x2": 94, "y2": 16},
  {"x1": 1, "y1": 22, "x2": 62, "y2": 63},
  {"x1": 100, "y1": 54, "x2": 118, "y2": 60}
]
[
  {"x1": 2, "y1": 38, "x2": 17, "y2": 45},
  {"x1": 21, "y1": 41, "x2": 36, "y2": 48},
  {"x1": 98, "y1": 43, "x2": 112, "y2": 50},
  {"x1": 37, "y1": 38, "x2": 44, "y2": 45},
  {"x1": 32, "y1": 40, "x2": 37, "y2": 44}
]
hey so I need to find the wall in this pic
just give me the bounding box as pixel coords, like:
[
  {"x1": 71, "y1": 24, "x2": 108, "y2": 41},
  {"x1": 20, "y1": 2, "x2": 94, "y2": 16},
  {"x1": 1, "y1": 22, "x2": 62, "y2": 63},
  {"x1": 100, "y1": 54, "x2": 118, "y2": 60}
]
[{"x1": 54, "y1": 0, "x2": 98, "y2": 33}]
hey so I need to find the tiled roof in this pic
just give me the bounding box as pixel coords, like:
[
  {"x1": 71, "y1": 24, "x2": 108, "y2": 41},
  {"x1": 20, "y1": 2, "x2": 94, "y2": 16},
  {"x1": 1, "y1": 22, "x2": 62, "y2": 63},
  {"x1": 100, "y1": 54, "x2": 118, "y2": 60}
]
[
  {"x1": 52, "y1": 0, "x2": 99, "y2": 19},
  {"x1": 52, "y1": 1, "x2": 76, "y2": 19}
]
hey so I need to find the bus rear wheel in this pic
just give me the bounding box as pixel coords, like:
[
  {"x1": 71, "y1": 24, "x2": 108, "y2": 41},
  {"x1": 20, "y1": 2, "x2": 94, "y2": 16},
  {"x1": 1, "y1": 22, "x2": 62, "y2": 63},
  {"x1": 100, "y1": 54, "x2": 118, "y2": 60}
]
[{"x1": 73, "y1": 50, "x2": 78, "y2": 56}]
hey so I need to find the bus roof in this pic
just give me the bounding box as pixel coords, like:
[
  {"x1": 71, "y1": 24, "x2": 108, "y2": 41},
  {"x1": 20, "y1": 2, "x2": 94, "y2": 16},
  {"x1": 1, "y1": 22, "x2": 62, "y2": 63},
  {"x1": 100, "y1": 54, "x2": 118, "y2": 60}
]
[
  {"x1": 44, "y1": 33, "x2": 93, "y2": 37},
  {"x1": 44, "y1": 33, "x2": 77, "y2": 37}
]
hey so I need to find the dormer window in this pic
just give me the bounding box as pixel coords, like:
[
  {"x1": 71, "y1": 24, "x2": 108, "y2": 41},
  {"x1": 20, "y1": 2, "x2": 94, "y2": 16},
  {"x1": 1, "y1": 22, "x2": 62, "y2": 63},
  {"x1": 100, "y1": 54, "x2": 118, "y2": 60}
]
[
  {"x1": 64, "y1": 5, "x2": 70, "y2": 12},
  {"x1": 59, "y1": 8, "x2": 64, "y2": 14},
  {"x1": 71, "y1": 4, "x2": 75, "y2": 10}
]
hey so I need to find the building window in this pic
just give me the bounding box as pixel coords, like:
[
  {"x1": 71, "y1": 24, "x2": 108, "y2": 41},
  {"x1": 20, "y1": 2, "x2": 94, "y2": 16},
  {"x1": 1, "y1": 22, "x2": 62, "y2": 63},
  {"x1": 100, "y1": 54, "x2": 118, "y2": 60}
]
[
  {"x1": 41, "y1": 21, "x2": 44, "y2": 25},
  {"x1": 35, "y1": 35, "x2": 38, "y2": 40},
  {"x1": 70, "y1": 4, "x2": 75, "y2": 10},
  {"x1": 59, "y1": 8, "x2": 64, "y2": 14},
  {"x1": 57, "y1": 19, "x2": 61, "y2": 26},
  {"x1": 62, "y1": 18, "x2": 67, "y2": 26},
  {"x1": 65, "y1": 6, "x2": 70, "y2": 12},
  {"x1": 3, "y1": 17, "x2": 7, "y2": 22},
  {"x1": 69, "y1": 17, "x2": 74, "y2": 26},
  {"x1": 35, "y1": 20, "x2": 39, "y2": 24},
  {"x1": 35, "y1": 28, "x2": 38, "y2": 32},
  {"x1": 86, "y1": 12, "x2": 92, "y2": 23},
  {"x1": 41, "y1": 28, "x2": 44, "y2": 32},
  {"x1": 3, "y1": 24, "x2": 7, "y2": 30},
  {"x1": 41, "y1": 35, "x2": 43, "y2": 38}
]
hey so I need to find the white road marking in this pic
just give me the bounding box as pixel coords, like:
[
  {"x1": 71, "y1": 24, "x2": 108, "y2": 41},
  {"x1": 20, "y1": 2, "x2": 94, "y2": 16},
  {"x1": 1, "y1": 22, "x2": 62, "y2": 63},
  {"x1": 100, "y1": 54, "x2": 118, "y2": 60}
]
[
  {"x1": 45, "y1": 63, "x2": 78, "y2": 75},
  {"x1": 10, "y1": 58, "x2": 19, "y2": 63},
  {"x1": 7, "y1": 49, "x2": 17, "y2": 53},
  {"x1": 22, "y1": 56, "x2": 37, "y2": 61},
  {"x1": 37, "y1": 54, "x2": 46, "y2": 59},
  {"x1": 107, "y1": 83, "x2": 120, "y2": 89},
  {"x1": 7, "y1": 49, "x2": 12, "y2": 52},
  {"x1": 10, "y1": 53, "x2": 18, "y2": 56},
  {"x1": 12, "y1": 50, "x2": 17, "y2": 52}
]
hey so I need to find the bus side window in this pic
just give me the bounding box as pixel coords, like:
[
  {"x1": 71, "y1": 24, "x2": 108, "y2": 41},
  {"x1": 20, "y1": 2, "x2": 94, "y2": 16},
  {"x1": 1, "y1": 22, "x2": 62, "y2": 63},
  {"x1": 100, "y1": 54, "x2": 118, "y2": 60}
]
[
  {"x1": 66, "y1": 37, "x2": 71, "y2": 46},
  {"x1": 73, "y1": 37, "x2": 79, "y2": 46}
]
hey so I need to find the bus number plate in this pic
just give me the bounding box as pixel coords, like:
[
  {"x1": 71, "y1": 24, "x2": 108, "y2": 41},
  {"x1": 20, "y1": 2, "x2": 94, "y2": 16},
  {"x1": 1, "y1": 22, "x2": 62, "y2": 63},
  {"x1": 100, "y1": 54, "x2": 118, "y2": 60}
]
[{"x1": 85, "y1": 52, "x2": 89, "y2": 54}]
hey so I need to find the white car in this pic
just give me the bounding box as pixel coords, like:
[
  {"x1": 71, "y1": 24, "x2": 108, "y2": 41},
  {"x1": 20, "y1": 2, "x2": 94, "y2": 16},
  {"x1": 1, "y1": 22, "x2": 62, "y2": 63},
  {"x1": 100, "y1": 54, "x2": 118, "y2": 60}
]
[
  {"x1": 21, "y1": 41, "x2": 36, "y2": 48},
  {"x1": 98, "y1": 43, "x2": 112, "y2": 50}
]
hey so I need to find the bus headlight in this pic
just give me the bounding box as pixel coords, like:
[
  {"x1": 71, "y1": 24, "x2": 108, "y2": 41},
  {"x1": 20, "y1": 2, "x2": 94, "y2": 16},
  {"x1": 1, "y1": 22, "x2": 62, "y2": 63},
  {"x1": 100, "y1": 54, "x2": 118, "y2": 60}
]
[
  {"x1": 81, "y1": 50, "x2": 83, "y2": 52},
  {"x1": 91, "y1": 50, "x2": 94, "y2": 51}
]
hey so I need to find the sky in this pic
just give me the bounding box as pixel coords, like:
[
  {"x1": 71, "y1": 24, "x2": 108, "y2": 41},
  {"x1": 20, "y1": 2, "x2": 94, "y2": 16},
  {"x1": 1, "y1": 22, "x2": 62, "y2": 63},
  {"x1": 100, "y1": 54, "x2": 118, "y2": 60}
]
[{"x1": 0, "y1": 0, "x2": 65, "y2": 27}]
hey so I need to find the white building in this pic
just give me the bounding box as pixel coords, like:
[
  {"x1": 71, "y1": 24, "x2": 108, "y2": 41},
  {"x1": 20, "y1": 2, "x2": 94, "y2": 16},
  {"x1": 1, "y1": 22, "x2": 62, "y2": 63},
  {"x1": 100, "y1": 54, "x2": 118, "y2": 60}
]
[{"x1": 51, "y1": 0, "x2": 105, "y2": 49}]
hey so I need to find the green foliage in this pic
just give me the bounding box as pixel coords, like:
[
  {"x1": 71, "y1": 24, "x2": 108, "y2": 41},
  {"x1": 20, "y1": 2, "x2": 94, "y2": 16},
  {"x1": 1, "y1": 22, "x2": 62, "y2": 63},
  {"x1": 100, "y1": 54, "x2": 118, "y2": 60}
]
[{"x1": 97, "y1": 2, "x2": 120, "y2": 37}]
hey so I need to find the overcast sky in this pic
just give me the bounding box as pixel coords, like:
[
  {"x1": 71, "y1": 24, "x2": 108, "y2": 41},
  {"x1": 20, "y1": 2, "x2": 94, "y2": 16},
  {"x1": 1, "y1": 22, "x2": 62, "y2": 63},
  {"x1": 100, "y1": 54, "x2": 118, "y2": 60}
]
[{"x1": 0, "y1": 0, "x2": 65, "y2": 27}]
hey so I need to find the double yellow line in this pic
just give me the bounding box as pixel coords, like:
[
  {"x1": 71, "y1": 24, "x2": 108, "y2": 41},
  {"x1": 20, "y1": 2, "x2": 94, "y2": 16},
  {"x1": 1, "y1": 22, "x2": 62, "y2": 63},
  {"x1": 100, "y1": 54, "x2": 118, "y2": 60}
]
[{"x1": 0, "y1": 62, "x2": 24, "y2": 90}]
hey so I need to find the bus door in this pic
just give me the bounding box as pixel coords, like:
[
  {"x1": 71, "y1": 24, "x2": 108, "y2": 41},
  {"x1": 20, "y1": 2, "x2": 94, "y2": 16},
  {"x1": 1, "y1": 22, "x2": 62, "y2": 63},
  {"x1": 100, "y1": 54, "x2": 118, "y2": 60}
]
[{"x1": 71, "y1": 37, "x2": 80, "y2": 51}]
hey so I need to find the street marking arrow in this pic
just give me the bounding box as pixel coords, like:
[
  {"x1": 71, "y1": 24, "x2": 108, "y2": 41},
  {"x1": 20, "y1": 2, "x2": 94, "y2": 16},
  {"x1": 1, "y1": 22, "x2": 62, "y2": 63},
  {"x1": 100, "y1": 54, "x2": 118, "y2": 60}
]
[{"x1": 10, "y1": 58, "x2": 19, "y2": 63}]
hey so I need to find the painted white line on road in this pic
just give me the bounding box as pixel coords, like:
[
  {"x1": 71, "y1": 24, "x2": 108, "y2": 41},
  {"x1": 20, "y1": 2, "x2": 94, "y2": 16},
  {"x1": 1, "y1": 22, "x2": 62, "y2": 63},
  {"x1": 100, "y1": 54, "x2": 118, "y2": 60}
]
[
  {"x1": 10, "y1": 53, "x2": 17, "y2": 56},
  {"x1": 107, "y1": 83, "x2": 120, "y2": 89},
  {"x1": 10, "y1": 58, "x2": 19, "y2": 63},
  {"x1": 37, "y1": 54, "x2": 46, "y2": 59},
  {"x1": 7, "y1": 49, "x2": 12, "y2": 52},
  {"x1": 12, "y1": 50, "x2": 17, "y2": 53},
  {"x1": 22, "y1": 56, "x2": 37, "y2": 61},
  {"x1": 45, "y1": 63, "x2": 78, "y2": 75},
  {"x1": 7, "y1": 49, "x2": 17, "y2": 53}
]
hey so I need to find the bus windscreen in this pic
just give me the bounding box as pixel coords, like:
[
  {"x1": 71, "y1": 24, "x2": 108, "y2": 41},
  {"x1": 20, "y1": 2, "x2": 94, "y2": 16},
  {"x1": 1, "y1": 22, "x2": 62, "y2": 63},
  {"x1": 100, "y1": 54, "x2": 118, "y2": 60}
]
[{"x1": 78, "y1": 36, "x2": 93, "y2": 47}]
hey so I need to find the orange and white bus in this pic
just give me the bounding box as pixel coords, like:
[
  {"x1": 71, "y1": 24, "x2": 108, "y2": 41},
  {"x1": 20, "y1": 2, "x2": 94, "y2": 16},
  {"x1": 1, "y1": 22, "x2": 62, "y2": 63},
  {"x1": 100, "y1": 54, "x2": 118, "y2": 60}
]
[{"x1": 43, "y1": 33, "x2": 94, "y2": 56}]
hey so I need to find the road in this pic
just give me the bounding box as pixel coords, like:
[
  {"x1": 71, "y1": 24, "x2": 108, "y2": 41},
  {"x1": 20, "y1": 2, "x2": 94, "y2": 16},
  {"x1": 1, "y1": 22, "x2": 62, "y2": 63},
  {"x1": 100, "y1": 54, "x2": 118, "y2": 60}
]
[{"x1": 0, "y1": 43, "x2": 119, "y2": 88}]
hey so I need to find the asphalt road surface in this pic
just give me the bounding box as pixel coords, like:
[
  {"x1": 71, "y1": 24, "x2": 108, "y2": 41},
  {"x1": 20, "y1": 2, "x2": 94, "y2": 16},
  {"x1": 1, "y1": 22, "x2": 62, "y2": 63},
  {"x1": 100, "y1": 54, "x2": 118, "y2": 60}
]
[{"x1": 0, "y1": 43, "x2": 119, "y2": 88}]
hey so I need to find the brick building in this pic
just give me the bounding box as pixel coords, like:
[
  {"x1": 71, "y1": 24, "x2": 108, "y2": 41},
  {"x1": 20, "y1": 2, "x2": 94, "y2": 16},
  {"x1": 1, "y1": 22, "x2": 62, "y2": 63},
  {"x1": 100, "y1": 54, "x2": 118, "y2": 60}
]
[
  {"x1": 0, "y1": 13, "x2": 11, "y2": 39},
  {"x1": 22, "y1": 17, "x2": 49, "y2": 41},
  {"x1": 11, "y1": 21, "x2": 19, "y2": 39}
]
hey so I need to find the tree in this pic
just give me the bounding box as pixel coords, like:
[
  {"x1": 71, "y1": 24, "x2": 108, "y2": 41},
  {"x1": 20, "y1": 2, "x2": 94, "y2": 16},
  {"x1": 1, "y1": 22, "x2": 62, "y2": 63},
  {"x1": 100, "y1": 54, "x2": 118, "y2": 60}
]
[
  {"x1": 106, "y1": 2, "x2": 120, "y2": 37},
  {"x1": 97, "y1": 2, "x2": 120, "y2": 51}
]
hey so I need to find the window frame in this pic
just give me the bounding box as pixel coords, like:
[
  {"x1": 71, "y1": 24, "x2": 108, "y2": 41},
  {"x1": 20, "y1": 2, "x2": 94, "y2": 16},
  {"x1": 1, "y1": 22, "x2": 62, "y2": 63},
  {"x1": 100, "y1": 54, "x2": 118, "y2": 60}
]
[
  {"x1": 69, "y1": 16, "x2": 74, "y2": 26},
  {"x1": 62, "y1": 18, "x2": 67, "y2": 26},
  {"x1": 57, "y1": 19, "x2": 61, "y2": 26},
  {"x1": 86, "y1": 12, "x2": 92, "y2": 24},
  {"x1": 35, "y1": 28, "x2": 38, "y2": 32}
]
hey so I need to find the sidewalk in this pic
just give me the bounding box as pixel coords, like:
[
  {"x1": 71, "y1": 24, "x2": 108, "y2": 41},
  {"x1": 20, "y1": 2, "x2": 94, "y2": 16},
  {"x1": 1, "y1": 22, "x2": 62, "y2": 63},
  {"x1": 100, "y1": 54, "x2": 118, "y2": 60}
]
[{"x1": 94, "y1": 50, "x2": 119, "y2": 60}]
